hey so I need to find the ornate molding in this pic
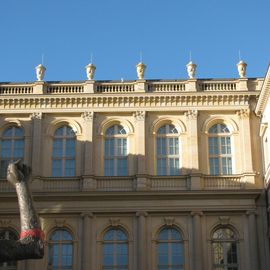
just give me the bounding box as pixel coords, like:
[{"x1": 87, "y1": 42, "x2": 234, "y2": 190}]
[
  {"x1": 81, "y1": 212, "x2": 94, "y2": 219},
  {"x1": 236, "y1": 108, "x2": 250, "y2": 119},
  {"x1": 184, "y1": 110, "x2": 198, "y2": 120},
  {"x1": 81, "y1": 111, "x2": 93, "y2": 121},
  {"x1": 164, "y1": 217, "x2": 175, "y2": 226},
  {"x1": 133, "y1": 111, "x2": 146, "y2": 121},
  {"x1": 30, "y1": 112, "x2": 42, "y2": 120},
  {"x1": 219, "y1": 216, "x2": 230, "y2": 225},
  {"x1": 54, "y1": 219, "x2": 67, "y2": 228},
  {"x1": 109, "y1": 218, "x2": 121, "y2": 227},
  {"x1": 0, "y1": 219, "x2": 12, "y2": 227}
]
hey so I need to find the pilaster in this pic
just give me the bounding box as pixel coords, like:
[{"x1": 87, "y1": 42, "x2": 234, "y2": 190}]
[
  {"x1": 81, "y1": 111, "x2": 96, "y2": 190},
  {"x1": 185, "y1": 110, "x2": 201, "y2": 189},
  {"x1": 136, "y1": 211, "x2": 148, "y2": 270},
  {"x1": 191, "y1": 211, "x2": 203, "y2": 270},
  {"x1": 30, "y1": 112, "x2": 42, "y2": 177},
  {"x1": 246, "y1": 210, "x2": 259, "y2": 270},
  {"x1": 134, "y1": 111, "x2": 148, "y2": 190},
  {"x1": 237, "y1": 109, "x2": 254, "y2": 183},
  {"x1": 81, "y1": 212, "x2": 94, "y2": 270}
]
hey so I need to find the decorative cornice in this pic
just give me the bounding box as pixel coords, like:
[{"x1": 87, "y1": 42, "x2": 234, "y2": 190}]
[
  {"x1": 255, "y1": 65, "x2": 270, "y2": 116},
  {"x1": 0, "y1": 93, "x2": 258, "y2": 112}
]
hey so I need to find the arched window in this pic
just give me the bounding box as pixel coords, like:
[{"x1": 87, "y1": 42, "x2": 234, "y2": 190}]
[
  {"x1": 102, "y1": 228, "x2": 128, "y2": 270},
  {"x1": 157, "y1": 227, "x2": 184, "y2": 270},
  {"x1": 212, "y1": 227, "x2": 238, "y2": 270},
  {"x1": 0, "y1": 126, "x2": 24, "y2": 178},
  {"x1": 104, "y1": 125, "x2": 128, "y2": 176},
  {"x1": 48, "y1": 229, "x2": 73, "y2": 270},
  {"x1": 156, "y1": 124, "x2": 180, "y2": 175},
  {"x1": 52, "y1": 126, "x2": 76, "y2": 177},
  {"x1": 208, "y1": 124, "x2": 232, "y2": 175},
  {"x1": 0, "y1": 228, "x2": 18, "y2": 270}
]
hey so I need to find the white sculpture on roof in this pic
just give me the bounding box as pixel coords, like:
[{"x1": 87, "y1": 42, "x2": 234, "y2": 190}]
[
  {"x1": 35, "y1": 64, "x2": 46, "y2": 81},
  {"x1": 237, "y1": 60, "x2": 247, "y2": 78},
  {"x1": 136, "y1": 62, "x2": 146, "y2": 80},
  {"x1": 85, "y1": 63, "x2": 96, "y2": 80},
  {"x1": 186, "y1": 61, "x2": 197, "y2": 79}
]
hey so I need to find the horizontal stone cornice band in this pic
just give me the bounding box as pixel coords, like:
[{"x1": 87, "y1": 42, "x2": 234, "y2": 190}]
[{"x1": 0, "y1": 92, "x2": 258, "y2": 111}]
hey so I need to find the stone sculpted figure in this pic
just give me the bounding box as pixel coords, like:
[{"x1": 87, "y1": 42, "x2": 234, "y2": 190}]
[
  {"x1": 0, "y1": 160, "x2": 44, "y2": 262},
  {"x1": 136, "y1": 62, "x2": 146, "y2": 80}
]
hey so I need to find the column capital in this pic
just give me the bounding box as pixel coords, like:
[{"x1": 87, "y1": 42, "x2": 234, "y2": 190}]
[
  {"x1": 236, "y1": 108, "x2": 250, "y2": 119},
  {"x1": 30, "y1": 112, "x2": 42, "y2": 120},
  {"x1": 190, "y1": 210, "x2": 203, "y2": 217},
  {"x1": 246, "y1": 209, "x2": 258, "y2": 216},
  {"x1": 184, "y1": 110, "x2": 198, "y2": 120},
  {"x1": 133, "y1": 111, "x2": 146, "y2": 121},
  {"x1": 81, "y1": 111, "x2": 94, "y2": 122},
  {"x1": 136, "y1": 211, "x2": 148, "y2": 217},
  {"x1": 81, "y1": 212, "x2": 94, "y2": 219}
]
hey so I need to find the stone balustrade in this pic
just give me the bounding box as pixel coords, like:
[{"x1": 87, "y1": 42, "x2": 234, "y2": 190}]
[
  {"x1": 0, "y1": 174, "x2": 253, "y2": 192},
  {"x1": 0, "y1": 78, "x2": 263, "y2": 96}
]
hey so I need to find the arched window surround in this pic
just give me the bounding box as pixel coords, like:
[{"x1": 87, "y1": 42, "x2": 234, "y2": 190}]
[
  {"x1": 210, "y1": 226, "x2": 239, "y2": 270},
  {"x1": 100, "y1": 226, "x2": 130, "y2": 270},
  {"x1": 151, "y1": 119, "x2": 186, "y2": 176},
  {"x1": 202, "y1": 118, "x2": 239, "y2": 175},
  {"x1": 47, "y1": 227, "x2": 75, "y2": 270},
  {"x1": 98, "y1": 118, "x2": 135, "y2": 176},
  {"x1": 44, "y1": 119, "x2": 82, "y2": 177},
  {"x1": 154, "y1": 225, "x2": 186, "y2": 270},
  {"x1": 0, "y1": 124, "x2": 25, "y2": 178}
]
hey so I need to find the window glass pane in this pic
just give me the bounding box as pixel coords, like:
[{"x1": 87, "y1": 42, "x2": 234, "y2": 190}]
[
  {"x1": 157, "y1": 125, "x2": 166, "y2": 134},
  {"x1": 66, "y1": 139, "x2": 75, "y2": 157},
  {"x1": 117, "y1": 158, "x2": 127, "y2": 176},
  {"x1": 52, "y1": 160, "x2": 62, "y2": 177},
  {"x1": 157, "y1": 158, "x2": 166, "y2": 175},
  {"x1": 104, "y1": 159, "x2": 114, "y2": 176},
  {"x1": 210, "y1": 158, "x2": 220, "y2": 175}
]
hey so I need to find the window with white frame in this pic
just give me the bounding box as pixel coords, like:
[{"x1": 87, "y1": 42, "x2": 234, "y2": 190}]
[
  {"x1": 156, "y1": 124, "x2": 180, "y2": 176},
  {"x1": 104, "y1": 125, "x2": 128, "y2": 176},
  {"x1": 102, "y1": 228, "x2": 128, "y2": 270},
  {"x1": 48, "y1": 229, "x2": 73, "y2": 270},
  {"x1": 208, "y1": 124, "x2": 232, "y2": 175},
  {"x1": 0, "y1": 228, "x2": 18, "y2": 270},
  {"x1": 52, "y1": 126, "x2": 76, "y2": 177},
  {"x1": 212, "y1": 227, "x2": 238, "y2": 270},
  {"x1": 0, "y1": 126, "x2": 24, "y2": 178},
  {"x1": 156, "y1": 227, "x2": 184, "y2": 270}
]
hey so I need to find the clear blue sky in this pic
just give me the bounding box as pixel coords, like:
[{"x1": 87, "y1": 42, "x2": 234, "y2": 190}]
[{"x1": 0, "y1": 0, "x2": 269, "y2": 82}]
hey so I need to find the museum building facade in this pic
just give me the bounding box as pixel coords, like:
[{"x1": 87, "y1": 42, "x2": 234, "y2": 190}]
[{"x1": 0, "y1": 61, "x2": 270, "y2": 270}]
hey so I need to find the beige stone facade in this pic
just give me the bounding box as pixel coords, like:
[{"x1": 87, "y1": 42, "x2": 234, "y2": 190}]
[{"x1": 0, "y1": 75, "x2": 269, "y2": 270}]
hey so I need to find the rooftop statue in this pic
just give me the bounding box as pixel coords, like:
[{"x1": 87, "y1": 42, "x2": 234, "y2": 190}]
[{"x1": 0, "y1": 160, "x2": 44, "y2": 262}]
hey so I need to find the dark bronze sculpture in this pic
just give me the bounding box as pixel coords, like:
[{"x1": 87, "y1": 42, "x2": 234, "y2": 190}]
[{"x1": 0, "y1": 160, "x2": 44, "y2": 262}]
